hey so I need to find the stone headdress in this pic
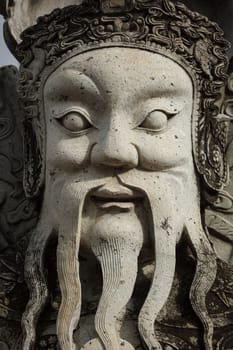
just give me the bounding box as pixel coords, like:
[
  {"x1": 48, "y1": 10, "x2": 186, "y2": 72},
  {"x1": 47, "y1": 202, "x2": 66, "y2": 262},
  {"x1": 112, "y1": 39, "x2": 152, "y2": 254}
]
[{"x1": 12, "y1": 0, "x2": 230, "y2": 196}]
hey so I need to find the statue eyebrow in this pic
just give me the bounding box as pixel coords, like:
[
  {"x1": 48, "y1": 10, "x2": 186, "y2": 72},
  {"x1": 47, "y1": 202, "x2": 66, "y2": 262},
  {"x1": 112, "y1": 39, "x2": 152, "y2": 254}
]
[
  {"x1": 135, "y1": 91, "x2": 189, "y2": 113},
  {"x1": 140, "y1": 83, "x2": 192, "y2": 99},
  {"x1": 45, "y1": 68, "x2": 103, "y2": 101}
]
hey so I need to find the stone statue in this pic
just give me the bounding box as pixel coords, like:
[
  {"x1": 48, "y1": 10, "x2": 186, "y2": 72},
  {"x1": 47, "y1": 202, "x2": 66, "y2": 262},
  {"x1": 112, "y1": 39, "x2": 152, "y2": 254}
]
[{"x1": 0, "y1": 1, "x2": 233, "y2": 349}]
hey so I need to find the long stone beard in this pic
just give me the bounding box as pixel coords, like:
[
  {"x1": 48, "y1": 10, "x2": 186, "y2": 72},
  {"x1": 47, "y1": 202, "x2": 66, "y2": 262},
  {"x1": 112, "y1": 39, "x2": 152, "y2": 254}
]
[
  {"x1": 81, "y1": 204, "x2": 144, "y2": 350},
  {"x1": 119, "y1": 170, "x2": 217, "y2": 350},
  {"x1": 21, "y1": 177, "x2": 106, "y2": 350},
  {"x1": 21, "y1": 171, "x2": 217, "y2": 350}
]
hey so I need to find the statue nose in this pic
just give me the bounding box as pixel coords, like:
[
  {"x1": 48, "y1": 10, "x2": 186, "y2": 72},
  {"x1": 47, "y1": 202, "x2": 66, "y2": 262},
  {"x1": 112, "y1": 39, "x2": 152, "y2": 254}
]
[{"x1": 91, "y1": 129, "x2": 138, "y2": 168}]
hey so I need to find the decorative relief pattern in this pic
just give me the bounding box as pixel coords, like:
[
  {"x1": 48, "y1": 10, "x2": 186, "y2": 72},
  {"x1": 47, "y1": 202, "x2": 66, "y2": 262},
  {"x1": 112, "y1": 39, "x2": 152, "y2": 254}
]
[
  {"x1": 205, "y1": 66, "x2": 233, "y2": 264},
  {"x1": 0, "y1": 2, "x2": 233, "y2": 350},
  {"x1": 0, "y1": 66, "x2": 38, "y2": 349},
  {"x1": 152, "y1": 252, "x2": 233, "y2": 350}
]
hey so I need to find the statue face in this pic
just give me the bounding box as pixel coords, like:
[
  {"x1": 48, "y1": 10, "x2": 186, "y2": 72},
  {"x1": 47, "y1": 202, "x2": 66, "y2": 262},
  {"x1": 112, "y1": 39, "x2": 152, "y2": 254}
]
[
  {"x1": 44, "y1": 48, "x2": 193, "y2": 179},
  {"x1": 24, "y1": 47, "x2": 216, "y2": 350}
]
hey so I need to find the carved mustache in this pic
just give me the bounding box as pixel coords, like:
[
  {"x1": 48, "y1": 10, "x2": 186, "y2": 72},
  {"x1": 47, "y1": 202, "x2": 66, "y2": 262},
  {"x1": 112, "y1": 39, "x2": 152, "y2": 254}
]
[{"x1": 21, "y1": 172, "x2": 217, "y2": 350}]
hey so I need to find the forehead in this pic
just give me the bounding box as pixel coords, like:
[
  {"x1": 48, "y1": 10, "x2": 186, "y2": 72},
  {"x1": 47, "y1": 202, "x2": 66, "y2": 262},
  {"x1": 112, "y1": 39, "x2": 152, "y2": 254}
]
[{"x1": 44, "y1": 47, "x2": 193, "y2": 98}]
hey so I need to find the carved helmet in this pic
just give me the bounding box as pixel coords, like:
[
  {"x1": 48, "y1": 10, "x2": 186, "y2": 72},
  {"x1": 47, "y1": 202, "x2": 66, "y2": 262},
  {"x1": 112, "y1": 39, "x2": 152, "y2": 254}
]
[{"x1": 12, "y1": 0, "x2": 230, "y2": 196}]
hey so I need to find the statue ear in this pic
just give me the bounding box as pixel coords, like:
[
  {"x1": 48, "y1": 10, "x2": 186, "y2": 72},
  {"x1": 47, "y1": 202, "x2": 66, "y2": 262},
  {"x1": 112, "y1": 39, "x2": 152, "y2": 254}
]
[
  {"x1": 18, "y1": 47, "x2": 46, "y2": 198},
  {"x1": 197, "y1": 114, "x2": 230, "y2": 191},
  {"x1": 22, "y1": 91, "x2": 45, "y2": 198},
  {"x1": 23, "y1": 120, "x2": 44, "y2": 198}
]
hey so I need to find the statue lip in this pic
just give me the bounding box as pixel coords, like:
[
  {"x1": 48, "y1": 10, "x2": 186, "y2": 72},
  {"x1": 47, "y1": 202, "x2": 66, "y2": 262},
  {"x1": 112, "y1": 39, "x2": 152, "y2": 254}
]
[
  {"x1": 91, "y1": 185, "x2": 143, "y2": 200},
  {"x1": 91, "y1": 185, "x2": 143, "y2": 209}
]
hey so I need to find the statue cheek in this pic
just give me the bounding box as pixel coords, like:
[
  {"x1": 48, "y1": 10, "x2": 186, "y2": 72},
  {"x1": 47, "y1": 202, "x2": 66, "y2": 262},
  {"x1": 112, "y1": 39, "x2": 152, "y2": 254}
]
[
  {"x1": 135, "y1": 132, "x2": 190, "y2": 170},
  {"x1": 47, "y1": 137, "x2": 93, "y2": 170}
]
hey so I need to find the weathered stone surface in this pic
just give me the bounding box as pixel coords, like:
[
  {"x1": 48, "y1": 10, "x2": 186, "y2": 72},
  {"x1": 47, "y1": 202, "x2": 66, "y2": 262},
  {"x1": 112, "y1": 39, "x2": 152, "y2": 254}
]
[{"x1": 0, "y1": 1, "x2": 233, "y2": 350}]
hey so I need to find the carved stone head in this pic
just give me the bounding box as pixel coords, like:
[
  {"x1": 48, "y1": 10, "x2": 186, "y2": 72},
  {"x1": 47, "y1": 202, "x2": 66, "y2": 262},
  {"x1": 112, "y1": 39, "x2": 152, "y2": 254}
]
[{"x1": 15, "y1": 1, "x2": 230, "y2": 349}]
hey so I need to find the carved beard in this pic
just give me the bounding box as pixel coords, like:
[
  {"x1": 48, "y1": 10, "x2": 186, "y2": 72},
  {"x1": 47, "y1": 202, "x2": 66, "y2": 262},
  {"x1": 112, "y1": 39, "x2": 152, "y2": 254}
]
[
  {"x1": 119, "y1": 170, "x2": 217, "y2": 350},
  {"x1": 21, "y1": 171, "x2": 217, "y2": 350}
]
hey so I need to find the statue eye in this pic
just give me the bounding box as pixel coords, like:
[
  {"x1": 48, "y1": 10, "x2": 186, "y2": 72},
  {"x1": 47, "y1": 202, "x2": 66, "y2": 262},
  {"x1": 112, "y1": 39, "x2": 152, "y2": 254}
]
[
  {"x1": 59, "y1": 111, "x2": 92, "y2": 133},
  {"x1": 139, "y1": 110, "x2": 168, "y2": 131}
]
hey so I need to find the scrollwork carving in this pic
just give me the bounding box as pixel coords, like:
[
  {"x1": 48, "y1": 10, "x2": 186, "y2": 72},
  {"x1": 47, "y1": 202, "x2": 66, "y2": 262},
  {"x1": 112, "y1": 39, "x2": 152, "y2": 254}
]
[
  {"x1": 0, "y1": 66, "x2": 38, "y2": 349},
  {"x1": 10, "y1": 2, "x2": 232, "y2": 350},
  {"x1": 0, "y1": 1, "x2": 233, "y2": 350},
  {"x1": 205, "y1": 65, "x2": 233, "y2": 263},
  {"x1": 216, "y1": 332, "x2": 233, "y2": 350}
]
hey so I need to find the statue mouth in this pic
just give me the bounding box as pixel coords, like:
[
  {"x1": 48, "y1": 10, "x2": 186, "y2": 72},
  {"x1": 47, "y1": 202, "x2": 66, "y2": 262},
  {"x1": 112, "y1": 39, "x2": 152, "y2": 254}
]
[{"x1": 91, "y1": 185, "x2": 143, "y2": 209}]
